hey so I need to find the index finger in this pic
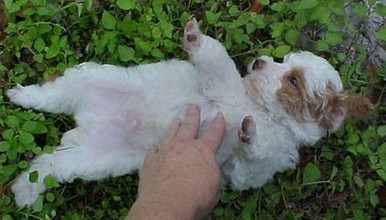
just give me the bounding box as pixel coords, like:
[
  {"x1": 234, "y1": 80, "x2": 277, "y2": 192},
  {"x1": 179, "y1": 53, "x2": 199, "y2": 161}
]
[
  {"x1": 175, "y1": 104, "x2": 201, "y2": 140},
  {"x1": 199, "y1": 112, "x2": 226, "y2": 152}
]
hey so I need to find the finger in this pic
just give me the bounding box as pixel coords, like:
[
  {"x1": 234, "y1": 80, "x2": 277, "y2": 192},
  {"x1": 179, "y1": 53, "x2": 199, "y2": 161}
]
[
  {"x1": 199, "y1": 112, "x2": 226, "y2": 152},
  {"x1": 175, "y1": 104, "x2": 201, "y2": 140},
  {"x1": 161, "y1": 119, "x2": 181, "y2": 146},
  {"x1": 144, "y1": 144, "x2": 159, "y2": 162},
  {"x1": 142, "y1": 144, "x2": 159, "y2": 166}
]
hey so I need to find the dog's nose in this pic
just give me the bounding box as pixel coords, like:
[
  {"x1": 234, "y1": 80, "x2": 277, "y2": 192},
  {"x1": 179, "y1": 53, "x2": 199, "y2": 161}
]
[{"x1": 252, "y1": 58, "x2": 266, "y2": 70}]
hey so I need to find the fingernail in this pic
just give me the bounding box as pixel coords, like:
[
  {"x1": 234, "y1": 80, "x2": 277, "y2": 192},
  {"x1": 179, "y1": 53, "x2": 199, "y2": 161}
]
[{"x1": 216, "y1": 112, "x2": 224, "y2": 119}]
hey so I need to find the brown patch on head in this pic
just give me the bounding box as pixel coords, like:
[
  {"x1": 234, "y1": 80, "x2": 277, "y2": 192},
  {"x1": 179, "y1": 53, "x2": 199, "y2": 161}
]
[
  {"x1": 276, "y1": 68, "x2": 343, "y2": 131},
  {"x1": 276, "y1": 68, "x2": 312, "y2": 122}
]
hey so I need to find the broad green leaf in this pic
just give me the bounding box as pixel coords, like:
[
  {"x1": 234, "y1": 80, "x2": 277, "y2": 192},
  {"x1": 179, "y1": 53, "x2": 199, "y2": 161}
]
[
  {"x1": 37, "y1": 23, "x2": 52, "y2": 33},
  {"x1": 273, "y1": 45, "x2": 291, "y2": 58},
  {"x1": 33, "y1": 37, "x2": 45, "y2": 52},
  {"x1": 353, "y1": 175, "x2": 364, "y2": 187},
  {"x1": 348, "y1": 132, "x2": 360, "y2": 145},
  {"x1": 2, "y1": 129, "x2": 15, "y2": 140},
  {"x1": 316, "y1": 40, "x2": 329, "y2": 51},
  {"x1": 102, "y1": 10, "x2": 117, "y2": 30},
  {"x1": 160, "y1": 21, "x2": 174, "y2": 38},
  {"x1": 46, "y1": 192, "x2": 55, "y2": 202},
  {"x1": 4, "y1": 0, "x2": 21, "y2": 13},
  {"x1": 24, "y1": 8, "x2": 35, "y2": 16},
  {"x1": 2, "y1": 214, "x2": 12, "y2": 220},
  {"x1": 36, "y1": 7, "x2": 49, "y2": 16},
  {"x1": 294, "y1": 11, "x2": 307, "y2": 28},
  {"x1": 117, "y1": 0, "x2": 135, "y2": 10},
  {"x1": 377, "y1": 125, "x2": 386, "y2": 136},
  {"x1": 343, "y1": 156, "x2": 353, "y2": 179},
  {"x1": 151, "y1": 48, "x2": 164, "y2": 59},
  {"x1": 34, "y1": 53, "x2": 44, "y2": 63},
  {"x1": 0, "y1": 154, "x2": 7, "y2": 163},
  {"x1": 0, "y1": 164, "x2": 17, "y2": 176},
  {"x1": 22, "y1": 121, "x2": 48, "y2": 134},
  {"x1": 310, "y1": 6, "x2": 330, "y2": 24},
  {"x1": 271, "y1": 2, "x2": 285, "y2": 11},
  {"x1": 136, "y1": 40, "x2": 152, "y2": 53},
  {"x1": 32, "y1": 196, "x2": 44, "y2": 212},
  {"x1": 46, "y1": 43, "x2": 60, "y2": 59},
  {"x1": 18, "y1": 131, "x2": 35, "y2": 145},
  {"x1": 285, "y1": 29, "x2": 299, "y2": 45},
  {"x1": 378, "y1": 142, "x2": 386, "y2": 159},
  {"x1": 353, "y1": 4, "x2": 367, "y2": 16},
  {"x1": 113, "y1": 195, "x2": 121, "y2": 201},
  {"x1": 5, "y1": 115, "x2": 20, "y2": 128},
  {"x1": 205, "y1": 11, "x2": 221, "y2": 25},
  {"x1": 376, "y1": 169, "x2": 386, "y2": 181},
  {"x1": 297, "y1": 0, "x2": 318, "y2": 10},
  {"x1": 241, "y1": 197, "x2": 258, "y2": 220},
  {"x1": 270, "y1": 22, "x2": 284, "y2": 38},
  {"x1": 18, "y1": 160, "x2": 29, "y2": 169},
  {"x1": 228, "y1": 5, "x2": 239, "y2": 15},
  {"x1": 29, "y1": 170, "x2": 39, "y2": 183},
  {"x1": 0, "y1": 141, "x2": 11, "y2": 152},
  {"x1": 375, "y1": 4, "x2": 386, "y2": 16},
  {"x1": 118, "y1": 45, "x2": 135, "y2": 62},
  {"x1": 6, "y1": 148, "x2": 17, "y2": 161},
  {"x1": 375, "y1": 27, "x2": 386, "y2": 41},
  {"x1": 303, "y1": 162, "x2": 322, "y2": 184},
  {"x1": 325, "y1": 32, "x2": 343, "y2": 44},
  {"x1": 152, "y1": 26, "x2": 162, "y2": 39},
  {"x1": 44, "y1": 175, "x2": 60, "y2": 188}
]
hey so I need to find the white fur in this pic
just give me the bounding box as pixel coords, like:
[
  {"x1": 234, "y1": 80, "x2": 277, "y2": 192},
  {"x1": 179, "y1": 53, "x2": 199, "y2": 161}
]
[{"x1": 7, "y1": 22, "x2": 346, "y2": 207}]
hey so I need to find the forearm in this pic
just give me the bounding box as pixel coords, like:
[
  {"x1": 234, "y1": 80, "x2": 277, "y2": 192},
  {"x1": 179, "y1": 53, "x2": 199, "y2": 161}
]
[{"x1": 127, "y1": 194, "x2": 198, "y2": 220}]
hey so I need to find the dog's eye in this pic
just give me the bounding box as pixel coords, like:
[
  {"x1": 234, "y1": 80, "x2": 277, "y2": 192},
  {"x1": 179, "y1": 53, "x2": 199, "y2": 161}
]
[{"x1": 289, "y1": 77, "x2": 298, "y2": 87}]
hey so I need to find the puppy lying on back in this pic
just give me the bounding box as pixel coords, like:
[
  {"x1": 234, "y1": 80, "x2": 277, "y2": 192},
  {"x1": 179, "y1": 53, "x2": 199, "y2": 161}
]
[{"x1": 7, "y1": 19, "x2": 372, "y2": 207}]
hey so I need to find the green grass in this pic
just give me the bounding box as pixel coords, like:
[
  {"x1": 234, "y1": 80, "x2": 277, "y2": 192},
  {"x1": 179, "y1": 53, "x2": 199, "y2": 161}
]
[{"x1": 1, "y1": 0, "x2": 385, "y2": 219}]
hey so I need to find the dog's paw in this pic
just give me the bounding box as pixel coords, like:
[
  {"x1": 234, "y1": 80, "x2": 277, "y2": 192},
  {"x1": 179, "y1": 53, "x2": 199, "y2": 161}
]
[
  {"x1": 238, "y1": 116, "x2": 256, "y2": 144},
  {"x1": 11, "y1": 172, "x2": 46, "y2": 207},
  {"x1": 7, "y1": 84, "x2": 26, "y2": 104},
  {"x1": 183, "y1": 18, "x2": 201, "y2": 52},
  {"x1": 6, "y1": 84, "x2": 39, "y2": 108}
]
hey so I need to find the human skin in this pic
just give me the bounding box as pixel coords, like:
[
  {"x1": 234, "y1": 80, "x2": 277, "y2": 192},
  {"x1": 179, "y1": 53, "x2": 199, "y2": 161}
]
[{"x1": 127, "y1": 104, "x2": 226, "y2": 219}]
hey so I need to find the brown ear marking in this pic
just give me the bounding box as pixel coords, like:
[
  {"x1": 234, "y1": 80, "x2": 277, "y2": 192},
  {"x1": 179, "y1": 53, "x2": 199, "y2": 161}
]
[{"x1": 344, "y1": 93, "x2": 374, "y2": 119}]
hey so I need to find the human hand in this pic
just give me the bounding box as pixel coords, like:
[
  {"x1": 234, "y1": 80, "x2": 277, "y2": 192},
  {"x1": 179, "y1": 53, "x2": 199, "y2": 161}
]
[{"x1": 127, "y1": 105, "x2": 226, "y2": 219}]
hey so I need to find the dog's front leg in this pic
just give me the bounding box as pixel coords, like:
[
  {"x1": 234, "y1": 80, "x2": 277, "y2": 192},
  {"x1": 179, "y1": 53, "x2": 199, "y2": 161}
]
[{"x1": 183, "y1": 19, "x2": 245, "y2": 98}]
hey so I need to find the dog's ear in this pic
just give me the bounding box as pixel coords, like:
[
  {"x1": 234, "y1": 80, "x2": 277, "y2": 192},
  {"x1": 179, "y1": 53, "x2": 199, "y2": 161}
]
[
  {"x1": 321, "y1": 96, "x2": 347, "y2": 131},
  {"x1": 320, "y1": 93, "x2": 372, "y2": 132},
  {"x1": 344, "y1": 93, "x2": 373, "y2": 119}
]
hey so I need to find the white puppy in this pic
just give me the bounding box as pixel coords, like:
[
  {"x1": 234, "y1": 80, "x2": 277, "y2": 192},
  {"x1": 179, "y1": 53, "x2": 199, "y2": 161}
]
[{"x1": 7, "y1": 19, "x2": 372, "y2": 207}]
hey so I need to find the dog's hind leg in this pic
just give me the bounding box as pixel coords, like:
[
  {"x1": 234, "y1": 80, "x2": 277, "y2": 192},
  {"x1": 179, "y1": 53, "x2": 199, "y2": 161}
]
[
  {"x1": 12, "y1": 141, "x2": 143, "y2": 207},
  {"x1": 6, "y1": 79, "x2": 80, "y2": 114},
  {"x1": 183, "y1": 18, "x2": 245, "y2": 98}
]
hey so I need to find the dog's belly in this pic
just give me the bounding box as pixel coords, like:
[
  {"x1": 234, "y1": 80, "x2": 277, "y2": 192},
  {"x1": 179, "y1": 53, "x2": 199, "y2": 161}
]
[{"x1": 68, "y1": 60, "x2": 228, "y2": 159}]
